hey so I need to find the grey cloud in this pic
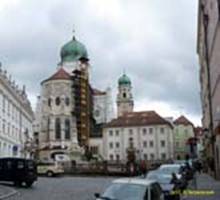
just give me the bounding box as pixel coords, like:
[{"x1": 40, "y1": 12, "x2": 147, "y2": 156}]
[{"x1": 0, "y1": 0, "x2": 201, "y2": 123}]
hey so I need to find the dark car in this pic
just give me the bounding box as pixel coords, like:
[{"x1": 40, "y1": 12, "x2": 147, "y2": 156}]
[{"x1": 0, "y1": 157, "x2": 37, "y2": 187}]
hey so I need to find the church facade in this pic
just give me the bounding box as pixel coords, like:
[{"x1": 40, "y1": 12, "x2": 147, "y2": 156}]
[{"x1": 34, "y1": 35, "x2": 114, "y2": 162}]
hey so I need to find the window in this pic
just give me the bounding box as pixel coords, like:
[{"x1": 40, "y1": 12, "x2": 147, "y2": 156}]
[
  {"x1": 116, "y1": 142, "x2": 120, "y2": 148},
  {"x1": 176, "y1": 142, "x2": 179, "y2": 147},
  {"x1": 115, "y1": 130, "x2": 119, "y2": 136},
  {"x1": 55, "y1": 97, "x2": 60, "y2": 106},
  {"x1": 150, "y1": 141, "x2": 154, "y2": 147},
  {"x1": 129, "y1": 129, "x2": 133, "y2": 135},
  {"x1": 161, "y1": 140, "x2": 165, "y2": 147},
  {"x1": 144, "y1": 154, "x2": 148, "y2": 160},
  {"x1": 109, "y1": 142, "x2": 113, "y2": 149},
  {"x1": 48, "y1": 98, "x2": 52, "y2": 107},
  {"x1": 149, "y1": 128, "x2": 153, "y2": 134},
  {"x1": 55, "y1": 118, "x2": 61, "y2": 139},
  {"x1": 142, "y1": 128, "x2": 147, "y2": 135},
  {"x1": 161, "y1": 153, "x2": 166, "y2": 160},
  {"x1": 65, "y1": 97, "x2": 70, "y2": 106},
  {"x1": 143, "y1": 141, "x2": 147, "y2": 148},
  {"x1": 150, "y1": 154, "x2": 154, "y2": 160},
  {"x1": 110, "y1": 154, "x2": 114, "y2": 161},
  {"x1": 116, "y1": 154, "x2": 120, "y2": 161},
  {"x1": 123, "y1": 93, "x2": 126, "y2": 98},
  {"x1": 65, "y1": 119, "x2": 70, "y2": 140},
  {"x1": 17, "y1": 161, "x2": 24, "y2": 169},
  {"x1": 160, "y1": 127, "x2": 164, "y2": 133},
  {"x1": 184, "y1": 129, "x2": 188, "y2": 136},
  {"x1": 109, "y1": 130, "x2": 113, "y2": 136},
  {"x1": 129, "y1": 137, "x2": 134, "y2": 148}
]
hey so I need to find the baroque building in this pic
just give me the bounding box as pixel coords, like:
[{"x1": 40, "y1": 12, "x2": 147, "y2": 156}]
[
  {"x1": 0, "y1": 64, "x2": 34, "y2": 158},
  {"x1": 36, "y1": 35, "x2": 92, "y2": 162}
]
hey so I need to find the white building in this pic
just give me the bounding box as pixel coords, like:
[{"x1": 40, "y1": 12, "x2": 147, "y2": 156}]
[
  {"x1": 93, "y1": 88, "x2": 114, "y2": 125},
  {"x1": 103, "y1": 111, "x2": 174, "y2": 162},
  {"x1": 0, "y1": 65, "x2": 34, "y2": 158}
]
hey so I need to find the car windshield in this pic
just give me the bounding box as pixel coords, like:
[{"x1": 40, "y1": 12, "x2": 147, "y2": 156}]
[
  {"x1": 102, "y1": 183, "x2": 147, "y2": 200},
  {"x1": 159, "y1": 165, "x2": 180, "y2": 175},
  {"x1": 147, "y1": 172, "x2": 171, "y2": 184}
]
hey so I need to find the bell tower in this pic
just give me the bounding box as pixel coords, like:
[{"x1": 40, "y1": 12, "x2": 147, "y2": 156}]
[{"x1": 117, "y1": 73, "x2": 134, "y2": 117}]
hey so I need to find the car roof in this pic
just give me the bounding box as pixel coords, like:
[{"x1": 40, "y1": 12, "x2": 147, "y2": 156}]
[{"x1": 113, "y1": 178, "x2": 156, "y2": 186}]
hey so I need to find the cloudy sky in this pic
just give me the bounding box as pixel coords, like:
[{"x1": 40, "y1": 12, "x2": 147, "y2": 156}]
[{"x1": 0, "y1": 0, "x2": 201, "y2": 125}]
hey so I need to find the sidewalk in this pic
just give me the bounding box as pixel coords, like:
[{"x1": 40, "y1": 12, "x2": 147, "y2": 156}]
[
  {"x1": 0, "y1": 185, "x2": 17, "y2": 199},
  {"x1": 185, "y1": 173, "x2": 220, "y2": 200}
]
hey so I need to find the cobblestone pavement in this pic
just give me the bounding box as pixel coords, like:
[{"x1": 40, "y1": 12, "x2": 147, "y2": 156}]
[
  {"x1": 183, "y1": 173, "x2": 220, "y2": 200},
  {"x1": 0, "y1": 184, "x2": 17, "y2": 200},
  {"x1": 12, "y1": 176, "x2": 114, "y2": 200}
]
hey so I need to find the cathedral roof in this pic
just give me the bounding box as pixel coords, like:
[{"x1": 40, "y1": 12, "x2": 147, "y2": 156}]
[
  {"x1": 173, "y1": 115, "x2": 194, "y2": 126},
  {"x1": 104, "y1": 111, "x2": 173, "y2": 128},
  {"x1": 118, "y1": 73, "x2": 131, "y2": 86},
  {"x1": 93, "y1": 88, "x2": 107, "y2": 95},
  {"x1": 60, "y1": 36, "x2": 88, "y2": 63},
  {"x1": 41, "y1": 67, "x2": 71, "y2": 84}
]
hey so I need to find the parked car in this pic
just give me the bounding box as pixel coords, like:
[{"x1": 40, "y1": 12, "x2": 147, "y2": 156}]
[
  {"x1": 0, "y1": 157, "x2": 37, "y2": 187},
  {"x1": 146, "y1": 172, "x2": 181, "y2": 200},
  {"x1": 37, "y1": 161, "x2": 64, "y2": 177},
  {"x1": 157, "y1": 164, "x2": 182, "y2": 178},
  {"x1": 94, "y1": 178, "x2": 164, "y2": 200}
]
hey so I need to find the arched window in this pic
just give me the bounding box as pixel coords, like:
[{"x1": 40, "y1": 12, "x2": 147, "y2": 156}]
[
  {"x1": 65, "y1": 97, "x2": 70, "y2": 106},
  {"x1": 55, "y1": 97, "x2": 60, "y2": 106},
  {"x1": 65, "y1": 119, "x2": 70, "y2": 140},
  {"x1": 48, "y1": 98, "x2": 52, "y2": 107},
  {"x1": 55, "y1": 118, "x2": 61, "y2": 139}
]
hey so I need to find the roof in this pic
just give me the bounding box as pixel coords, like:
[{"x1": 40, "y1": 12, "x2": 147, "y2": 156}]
[
  {"x1": 118, "y1": 73, "x2": 131, "y2": 85},
  {"x1": 104, "y1": 111, "x2": 173, "y2": 128},
  {"x1": 92, "y1": 88, "x2": 107, "y2": 96},
  {"x1": 41, "y1": 67, "x2": 71, "y2": 84},
  {"x1": 194, "y1": 126, "x2": 203, "y2": 137},
  {"x1": 174, "y1": 115, "x2": 194, "y2": 127},
  {"x1": 113, "y1": 178, "x2": 155, "y2": 186}
]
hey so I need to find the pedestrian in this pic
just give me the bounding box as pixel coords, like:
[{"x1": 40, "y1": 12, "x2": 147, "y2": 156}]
[{"x1": 140, "y1": 160, "x2": 147, "y2": 178}]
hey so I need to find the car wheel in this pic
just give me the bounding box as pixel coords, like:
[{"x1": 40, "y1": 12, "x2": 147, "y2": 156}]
[
  {"x1": 14, "y1": 181, "x2": 22, "y2": 187},
  {"x1": 25, "y1": 181, "x2": 33, "y2": 188},
  {"x1": 47, "y1": 171, "x2": 54, "y2": 177}
]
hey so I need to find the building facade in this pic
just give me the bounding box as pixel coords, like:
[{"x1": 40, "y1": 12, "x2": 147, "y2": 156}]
[
  {"x1": 36, "y1": 35, "x2": 93, "y2": 162},
  {"x1": 0, "y1": 65, "x2": 34, "y2": 158},
  {"x1": 89, "y1": 88, "x2": 114, "y2": 158},
  {"x1": 197, "y1": 0, "x2": 220, "y2": 178},
  {"x1": 173, "y1": 116, "x2": 195, "y2": 159},
  {"x1": 103, "y1": 111, "x2": 174, "y2": 162}
]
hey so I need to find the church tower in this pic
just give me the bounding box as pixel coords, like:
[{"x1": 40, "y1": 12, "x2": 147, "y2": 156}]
[{"x1": 117, "y1": 73, "x2": 134, "y2": 117}]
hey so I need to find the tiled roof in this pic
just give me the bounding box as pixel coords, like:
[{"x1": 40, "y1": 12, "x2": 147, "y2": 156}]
[
  {"x1": 174, "y1": 115, "x2": 194, "y2": 126},
  {"x1": 104, "y1": 111, "x2": 173, "y2": 128},
  {"x1": 42, "y1": 67, "x2": 71, "y2": 84},
  {"x1": 93, "y1": 88, "x2": 107, "y2": 95}
]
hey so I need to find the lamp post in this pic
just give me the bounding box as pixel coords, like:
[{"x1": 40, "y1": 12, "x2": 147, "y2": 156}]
[{"x1": 201, "y1": 5, "x2": 216, "y2": 178}]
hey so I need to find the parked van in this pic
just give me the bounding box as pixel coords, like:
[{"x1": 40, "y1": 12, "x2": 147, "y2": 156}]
[
  {"x1": 0, "y1": 158, "x2": 37, "y2": 187},
  {"x1": 37, "y1": 161, "x2": 64, "y2": 177}
]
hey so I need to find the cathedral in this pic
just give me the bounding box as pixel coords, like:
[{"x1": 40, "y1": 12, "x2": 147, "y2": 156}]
[{"x1": 34, "y1": 34, "x2": 113, "y2": 162}]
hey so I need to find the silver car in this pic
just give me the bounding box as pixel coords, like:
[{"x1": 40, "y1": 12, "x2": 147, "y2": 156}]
[{"x1": 95, "y1": 178, "x2": 164, "y2": 200}]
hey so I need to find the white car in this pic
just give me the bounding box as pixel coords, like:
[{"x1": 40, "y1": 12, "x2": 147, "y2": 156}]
[
  {"x1": 95, "y1": 178, "x2": 164, "y2": 200},
  {"x1": 157, "y1": 164, "x2": 182, "y2": 179}
]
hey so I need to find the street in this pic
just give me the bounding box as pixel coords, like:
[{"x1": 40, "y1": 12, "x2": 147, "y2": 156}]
[{"x1": 15, "y1": 176, "x2": 114, "y2": 200}]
